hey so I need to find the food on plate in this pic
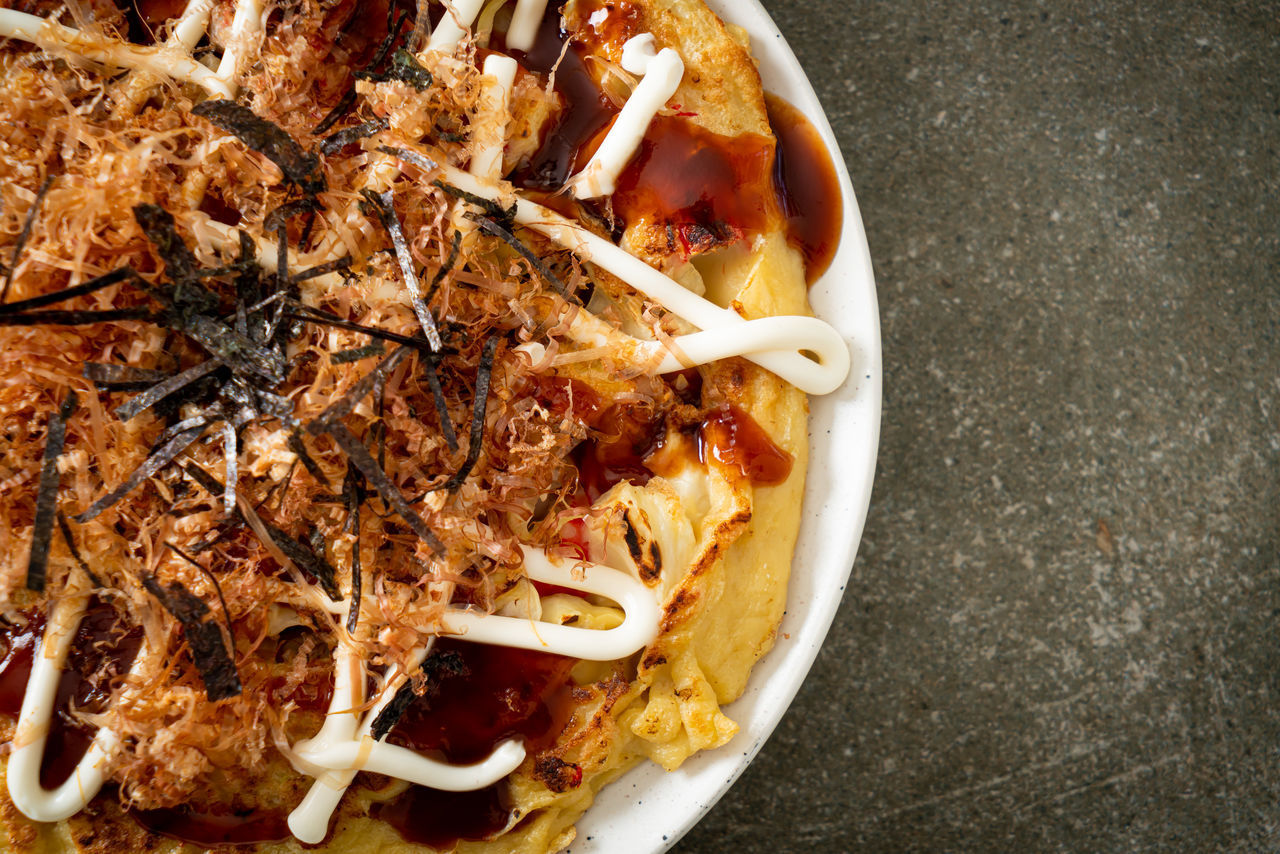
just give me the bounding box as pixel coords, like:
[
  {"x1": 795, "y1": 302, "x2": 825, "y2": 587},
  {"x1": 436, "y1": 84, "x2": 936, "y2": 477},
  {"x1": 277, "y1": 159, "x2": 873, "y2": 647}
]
[{"x1": 0, "y1": 0, "x2": 848, "y2": 851}]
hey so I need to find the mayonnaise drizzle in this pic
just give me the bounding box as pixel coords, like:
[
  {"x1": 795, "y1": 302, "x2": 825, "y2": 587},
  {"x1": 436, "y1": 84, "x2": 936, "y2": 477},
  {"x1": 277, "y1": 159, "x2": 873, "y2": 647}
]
[
  {"x1": 286, "y1": 546, "x2": 659, "y2": 843},
  {"x1": 505, "y1": 0, "x2": 549, "y2": 52},
  {"x1": 6, "y1": 594, "x2": 157, "y2": 822},
  {"x1": 569, "y1": 34, "x2": 684, "y2": 199}
]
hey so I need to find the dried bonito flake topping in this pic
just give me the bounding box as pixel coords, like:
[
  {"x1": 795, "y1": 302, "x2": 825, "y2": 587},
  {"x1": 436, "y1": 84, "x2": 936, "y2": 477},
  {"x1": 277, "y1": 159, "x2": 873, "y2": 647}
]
[{"x1": 0, "y1": 0, "x2": 846, "y2": 852}]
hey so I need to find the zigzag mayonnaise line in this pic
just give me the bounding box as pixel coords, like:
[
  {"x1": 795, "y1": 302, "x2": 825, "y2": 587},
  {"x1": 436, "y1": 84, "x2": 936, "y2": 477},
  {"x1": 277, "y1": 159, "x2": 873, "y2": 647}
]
[
  {"x1": 285, "y1": 548, "x2": 660, "y2": 844},
  {"x1": 0, "y1": 0, "x2": 269, "y2": 99}
]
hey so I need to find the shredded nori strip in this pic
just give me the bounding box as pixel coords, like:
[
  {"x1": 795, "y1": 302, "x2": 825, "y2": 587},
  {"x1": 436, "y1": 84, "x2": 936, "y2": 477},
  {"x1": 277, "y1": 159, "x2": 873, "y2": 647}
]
[
  {"x1": 312, "y1": 7, "x2": 409, "y2": 135},
  {"x1": 355, "y1": 49, "x2": 434, "y2": 90},
  {"x1": 361, "y1": 189, "x2": 443, "y2": 350},
  {"x1": 141, "y1": 573, "x2": 241, "y2": 701},
  {"x1": 219, "y1": 420, "x2": 238, "y2": 517},
  {"x1": 74, "y1": 421, "x2": 208, "y2": 523},
  {"x1": 283, "y1": 306, "x2": 440, "y2": 355},
  {"x1": 185, "y1": 315, "x2": 286, "y2": 384},
  {"x1": 434, "y1": 180, "x2": 517, "y2": 224},
  {"x1": 192, "y1": 101, "x2": 325, "y2": 194},
  {"x1": 290, "y1": 255, "x2": 352, "y2": 283},
  {"x1": 0, "y1": 308, "x2": 155, "y2": 326},
  {"x1": 165, "y1": 541, "x2": 234, "y2": 635},
  {"x1": 27, "y1": 391, "x2": 77, "y2": 591},
  {"x1": 256, "y1": 520, "x2": 341, "y2": 600},
  {"x1": 422, "y1": 362, "x2": 457, "y2": 451},
  {"x1": 114, "y1": 359, "x2": 221, "y2": 421},
  {"x1": 324, "y1": 422, "x2": 444, "y2": 554},
  {"x1": 83, "y1": 361, "x2": 169, "y2": 388},
  {"x1": 342, "y1": 461, "x2": 364, "y2": 634},
  {"x1": 307, "y1": 346, "x2": 409, "y2": 434},
  {"x1": 287, "y1": 430, "x2": 332, "y2": 490},
  {"x1": 0, "y1": 267, "x2": 136, "y2": 316},
  {"x1": 369, "y1": 647, "x2": 467, "y2": 739},
  {"x1": 423, "y1": 230, "x2": 462, "y2": 305},
  {"x1": 1, "y1": 174, "x2": 54, "y2": 302},
  {"x1": 318, "y1": 116, "x2": 390, "y2": 156},
  {"x1": 56, "y1": 511, "x2": 103, "y2": 588},
  {"x1": 467, "y1": 213, "x2": 577, "y2": 303},
  {"x1": 329, "y1": 342, "x2": 386, "y2": 364},
  {"x1": 132, "y1": 205, "x2": 217, "y2": 320},
  {"x1": 311, "y1": 88, "x2": 360, "y2": 138},
  {"x1": 374, "y1": 145, "x2": 438, "y2": 176},
  {"x1": 370, "y1": 680, "x2": 418, "y2": 740},
  {"x1": 441, "y1": 336, "x2": 499, "y2": 492}
]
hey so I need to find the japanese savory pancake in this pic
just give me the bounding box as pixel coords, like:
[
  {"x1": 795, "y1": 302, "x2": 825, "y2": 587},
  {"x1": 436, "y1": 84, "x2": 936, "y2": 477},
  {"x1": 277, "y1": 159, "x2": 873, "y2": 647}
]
[{"x1": 0, "y1": 0, "x2": 830, "y2": 851}]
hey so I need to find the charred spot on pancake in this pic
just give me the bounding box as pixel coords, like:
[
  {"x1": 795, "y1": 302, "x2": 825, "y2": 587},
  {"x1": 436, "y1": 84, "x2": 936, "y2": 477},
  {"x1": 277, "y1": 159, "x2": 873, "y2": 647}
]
[{"x1": 532, "y1": 755, "x2": 583, "y2": 793}]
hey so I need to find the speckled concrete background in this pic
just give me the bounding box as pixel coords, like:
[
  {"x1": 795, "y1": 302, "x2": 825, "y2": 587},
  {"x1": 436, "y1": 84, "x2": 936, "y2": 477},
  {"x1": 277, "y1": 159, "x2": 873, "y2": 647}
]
[{"x1": 678, "y1": 1, "x2": 1280, "y2": 851}]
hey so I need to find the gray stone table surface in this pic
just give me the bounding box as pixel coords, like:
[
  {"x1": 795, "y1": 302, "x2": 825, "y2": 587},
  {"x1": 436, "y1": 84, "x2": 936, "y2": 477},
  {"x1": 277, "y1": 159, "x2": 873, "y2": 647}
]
[{"x1": 677, "y1": 1, "x2": 1280, "y2": 852}]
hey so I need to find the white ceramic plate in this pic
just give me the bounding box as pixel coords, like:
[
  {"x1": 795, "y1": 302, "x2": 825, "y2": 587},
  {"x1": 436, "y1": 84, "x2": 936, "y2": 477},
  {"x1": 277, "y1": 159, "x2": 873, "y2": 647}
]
[{"x1": 566, "y1": 2, "x2": 882, "y2": 851}]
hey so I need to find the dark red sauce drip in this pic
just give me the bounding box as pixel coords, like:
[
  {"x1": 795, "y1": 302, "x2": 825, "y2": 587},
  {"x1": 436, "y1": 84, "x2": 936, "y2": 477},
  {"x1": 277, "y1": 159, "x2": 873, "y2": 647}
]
[
  {"x1": 700, "y1": 405, "x2": 794, "y2": 486},
  {"x1": 612, "y1": 115, "x2": 777, "y2": 258},
  {"x1": 506, "y1": 9, "x2": 618, "y2": 189},
  {"x1": 378, "y1": 638, "x2": 578, "y2": 848},
  {"x1": 0, "y1": 602, "x2": 141, "y2": 789},
  {"x1": 373, "y1": 783, "x2": 510, "y2": 848},
  {"x1": 121, "y1": 0, "x2": 190, "y2": 44},
  {"x1": 388, "y1": 637, "x2": 577, "y2": 764},
  {"x1": 132, "y1": 805, "x2": 292, "y2": 846},
  {"x1": 765, "y1": 93, "x2": 844, "y2": 284},
  {"x1": 573, "y1": 403, "x2": 666, "y2": 502}
]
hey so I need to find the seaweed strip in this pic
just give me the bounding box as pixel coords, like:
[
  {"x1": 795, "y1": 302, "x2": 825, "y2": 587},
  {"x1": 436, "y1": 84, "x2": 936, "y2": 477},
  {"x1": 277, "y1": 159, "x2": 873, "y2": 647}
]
[
  {"x1": 291, "y1": 255, "x2": 352, "y2": 283},
  {"x1": 423, "y1": 230, "x2": 461, "y2": 305},
  {"x1": 422, "y1": 362, "x2": 457, "y2": 451},
  {"x1": 192, "y1": 101, "x2": 324, "y2": 194},
  {"x1": 256, "y1": 520, "x2": 341, "y2": 600},
  {"x1": 219, "y1": 420, "x2": 237, "y2": 517},
  {"x1": 312, "y1": 89, "x2": 359, "y2": 138},
  {"x1": 165, "y1": 542, "x2": 233, "y2": 634},
  {"x1": 441, "y1": 336, "x2": 499, "y2": 492},
  {"x1": 375, "y1": 145, "x2": 438, "y2": 176},
  {"x1": 369, "y1": 647, "x2": 467, "y2": 739},
  {"x1": 27, "y1": 391, "x2": 77, "y2": 591},
  {"x1": 283, "y1": 306, "x2": 439, "y2": 355},
  {"x1": 329, "y1": 342, "x2": 386, "y2": 364},
  {"x1": 0, "y1": 308, "x2": 155, "y2": 326},
  {"x1": 307, "y1": 346, "x2": 409, "y2": 434},
  {"x1": 318, "y1": 116, "x2": 389, "y2": 156},
  {"x1": 83, "y1": 362, "x2": 169, "y2": 385},
  {"x1": 325, "y1": 422, "x2": 444, "y2": 553},
  {"x1": 361, "y1": 189, "x2": 443, "y2": 350},
  {"x1": 355, "y1": 49, "x2": 433, "y2": 90},
  {"x1": 1, "y1": 175, "x2": 54, "y2": 302},
  {"x1": 287, "y1": 430, "x2": 332, "y2": 490},
  {"x1": 342, "y1": 461, "x2": 364, "y2": 634},
  {"x1": 0, "y1": 267, "x2": 135, "y2": 316},
  {"x1": 56, "y1": 512, "x2": 103, "y2": 588},
  {"x1": 435, "y1": 181, "x2": 516, "y2": 224},
  {"x1": 114, "y1": 359, "x2": 221, "y2": 421},
  {"x1": 186, "y1": 315, "x2": 286, "y2": 383},
  {"x1": 141, "y1": 573, "x2": 241, "y2": 701},
  {"x1": 370, "y1": 680, "x2": 417, "y2": 740},
  {"x1": 467, "y1": 214, "x2": 577, "y2": 303},
  {"x1": 74, "y1": 422, "x2": 208, "y2": 522},
  {"x1": 312, "y1": 8, "x2": 409, "y2": 135},
  {"x1": 132, "y1": 205, "x2": 213, "y2": 315}
]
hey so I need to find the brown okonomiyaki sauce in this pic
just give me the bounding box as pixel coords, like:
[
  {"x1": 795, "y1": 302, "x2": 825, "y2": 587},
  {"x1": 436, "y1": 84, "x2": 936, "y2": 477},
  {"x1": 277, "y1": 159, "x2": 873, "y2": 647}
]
[
  {"x1": 764, "y1": 93, "x2": 844, "y2": 284},
  {"x1": 0, "y1": 601, "x2": 141, "y2": 789},
  {"x1": 373, "y1": 638, "x2": 580, "y2": 845}
]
